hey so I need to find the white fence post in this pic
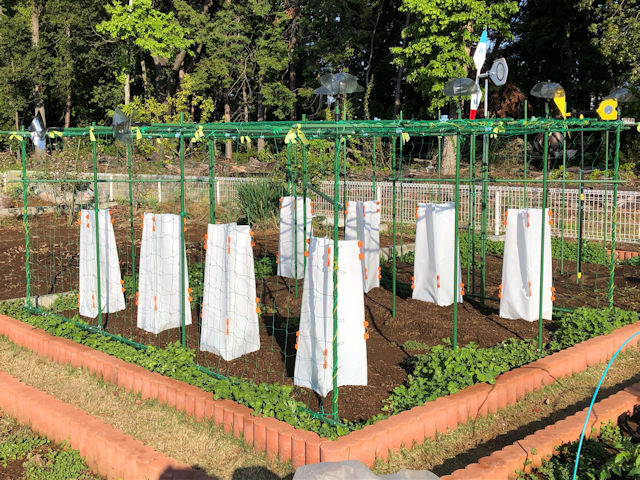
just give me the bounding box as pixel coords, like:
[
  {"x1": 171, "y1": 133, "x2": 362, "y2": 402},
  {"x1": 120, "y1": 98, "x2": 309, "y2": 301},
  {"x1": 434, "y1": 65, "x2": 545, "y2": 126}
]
[
  {"x1": 216, "y1": 180, "x2": 220, "y2": 204},
  {"x1": 109, "y1": 175, "x2": 114, "y2": 202},
  {"x1": 157, "y1": 181, "x2": 162, "y2": 203},
  {"x1": 494, "y1": 190, "x2": 501, "y2": 236}
]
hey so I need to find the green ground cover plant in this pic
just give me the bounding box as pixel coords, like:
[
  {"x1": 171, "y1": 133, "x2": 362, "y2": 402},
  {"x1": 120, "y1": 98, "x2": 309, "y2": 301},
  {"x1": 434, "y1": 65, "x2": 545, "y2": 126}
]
[
  {"x1": 0, "y1": 412, "x2": 98, "y2": 479},
  {"x1": 516, "y1": 421, "x2": 640, "y2": 479},
  {"x1": 0, "y1": 299, "x2": 636, "y2": 438}
]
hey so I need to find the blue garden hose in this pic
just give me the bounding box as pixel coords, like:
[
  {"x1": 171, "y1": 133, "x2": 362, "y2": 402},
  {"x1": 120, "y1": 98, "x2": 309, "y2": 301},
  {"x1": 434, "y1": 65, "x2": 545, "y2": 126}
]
[{"x1": 572, "y1": 330, "x2": 640, "y2": 480}]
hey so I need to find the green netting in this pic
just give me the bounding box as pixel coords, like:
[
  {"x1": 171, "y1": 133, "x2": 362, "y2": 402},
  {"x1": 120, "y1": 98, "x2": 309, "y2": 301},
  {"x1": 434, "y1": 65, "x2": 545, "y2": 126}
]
[{"x1": 3, "y1": 117, "x2": 628, "y2": 429}]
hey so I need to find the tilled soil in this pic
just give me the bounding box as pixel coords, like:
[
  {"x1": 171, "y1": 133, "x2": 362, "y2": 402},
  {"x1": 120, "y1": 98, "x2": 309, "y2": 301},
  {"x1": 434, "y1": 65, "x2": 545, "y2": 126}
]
[{"x1": 0, "y1": 210, "x2": 638, "y2": 422}]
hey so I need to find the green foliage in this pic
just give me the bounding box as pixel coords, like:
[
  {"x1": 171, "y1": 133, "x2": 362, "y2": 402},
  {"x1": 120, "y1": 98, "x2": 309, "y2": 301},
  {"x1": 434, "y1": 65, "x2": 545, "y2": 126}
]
[
  {"x1": 47, "y1": 292, "x2": 79, "y2": 312},
  {"x1": 236, "y1": 179, "x2": 285, "y2": 226},
  {"x1": 23, "y1": 443, "x2": 96, "y2": 480},
  {"x1": 548, "y1": 307, "x2": 639, "y2": 352},
  {"x1": 384, "y1": 338, "x2": 541, "y2": 414},
  {"x1": 386, "y1": 307, "x2": 638, "y2": 415},
  {"x1": 393, "y1": 0, "x2": 518, "y2": 114},
  {"x1": 518, "y1": 422, "x2": 640, "y2": 480},
  {"x1": 97, "y1": 0, "x2": 192, "y2": 59},
  {"x1": 255, "y1": 256, "x2": 277, "y2": 280},
  {"x1": 0, "y1": 428, "x2": 47, "y2": 468},
  {"x1": 0, "y1": 301, "x2": 350, "y2": 438}
]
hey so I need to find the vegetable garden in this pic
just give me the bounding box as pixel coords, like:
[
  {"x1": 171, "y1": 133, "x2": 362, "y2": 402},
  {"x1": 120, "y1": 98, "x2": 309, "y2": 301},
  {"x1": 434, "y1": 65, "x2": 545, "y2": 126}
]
[{"x1": 2, "y1": 115, "x2": 638, "y2": 440}]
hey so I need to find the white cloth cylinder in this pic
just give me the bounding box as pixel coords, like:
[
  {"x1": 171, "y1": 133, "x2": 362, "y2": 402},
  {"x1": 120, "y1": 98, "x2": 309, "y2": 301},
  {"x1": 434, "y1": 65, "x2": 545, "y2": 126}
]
[
  {"x1": 137, "y1": 213, "x2": 192, "y2": 334},
  {"x1": 78, "y1": 209, "x2": 125, "y2": 318},
  {"x1": 412, "y1": 202, "x2": 463, "y2": 306},
  {"x1": 294, "y1": 237, "x2": 367, "y2": 397},
  {"x1": 277, "y1": 196, "x2": 313, "y2": 279},
  {"x1": 200, "y1": 223, "x2": 260, "y2": 361},
  {"x1": 345, "y1": 200, "x2": 381, "y2": 292},
  {"x1": 499, "y1": 208, "x2": 553, "y2": 322}
]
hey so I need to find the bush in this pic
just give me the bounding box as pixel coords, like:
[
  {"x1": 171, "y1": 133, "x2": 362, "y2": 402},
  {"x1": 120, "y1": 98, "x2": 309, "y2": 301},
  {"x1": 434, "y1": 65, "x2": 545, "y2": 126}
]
[{"x1": 236, "y1": 179, "x2": 285, "y2": 227}]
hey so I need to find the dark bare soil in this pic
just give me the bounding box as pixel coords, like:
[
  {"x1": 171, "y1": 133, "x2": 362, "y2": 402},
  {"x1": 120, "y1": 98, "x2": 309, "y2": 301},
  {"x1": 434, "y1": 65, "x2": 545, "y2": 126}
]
[{"x1": 0, "y1": 209, "x2": 638, "y2": 422}]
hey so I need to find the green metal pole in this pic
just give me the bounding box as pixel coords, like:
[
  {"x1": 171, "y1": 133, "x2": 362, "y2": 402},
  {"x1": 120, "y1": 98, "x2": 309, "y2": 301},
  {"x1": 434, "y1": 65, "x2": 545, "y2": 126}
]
[
  {"x1": 576, "y1": 129, "x2": 585, "y2": 282},
  {"x1": 391, "y1": 137, "x2": 397, "y2": 318},
  {"x1": 20, "y1": 131, "x2": 31, "y2": 305},
  {"x1": 293, "y1": 146, "x2": 299, "y2": 297},
  {"x1": 91, "y1": 124, "x2": 104, "y2": 330},
  {"x1": 609, "y1": 125, "x2": 620, "y2": 307},
  {"x1": 331, "y1": 132, "x2": 341, "y2": 421},
  {"x1": 302, "y1": 142, "x2": 308, "y2": 276},
  {"x1": 453, "y1": 133, "x2": 461, "y2": 349},
  {"x1": 371, "y1": 137, "x2": 377, "y2": 191},
  {"x1": 560, "y1": 128, "x2": 567, "y2": 274},
  {"x1": 437, "y1": 136, "x2": 442, "y2": 202},
  {"x1": 523, "y1": 100, "x2": 528, "y2": 208},
  {"x1": 469, "y1": 135, "x2": 476, "y2": 294},
  {"x1": 208, "y1": 139, "x2": 216, "y2": 224},
  {"x1": 179, "y1": 126, "x2": 186, "y2": 348},
  {"x1": 480, "y1": 129, "x2": 489, "y2": 303},
  {"x1": 602, "y1": 131, "x2": 609, "y2": 265},
  {"x1": 399, "y1": 135, "x2": 404, "y2": 256},
  {"x1": 538, "y1": 131, "x2": 549, "y2": 352},
  {"x1": 126, "y1": 144, "x2": 137, "y2": 291}
]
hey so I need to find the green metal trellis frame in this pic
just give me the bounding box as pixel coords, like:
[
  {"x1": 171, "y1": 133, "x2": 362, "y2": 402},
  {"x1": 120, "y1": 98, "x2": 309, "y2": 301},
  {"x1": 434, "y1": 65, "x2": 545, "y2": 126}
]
[{"x1": 6, "y1": 116, "x2": 628, "y2": 425}]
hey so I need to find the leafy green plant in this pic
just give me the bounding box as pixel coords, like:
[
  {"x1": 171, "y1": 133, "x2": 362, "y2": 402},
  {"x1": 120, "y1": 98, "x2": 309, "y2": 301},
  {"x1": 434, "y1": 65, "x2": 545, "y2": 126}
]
[
  {"x1": 236, "y1": 179, "x2": 285, "y2": 227},
  {"x1": 23, "y1": 443, "x2": 96, "y2": 480},
  {"x1": 255, "y1": 256, "x2": 277, "y2": 279}
]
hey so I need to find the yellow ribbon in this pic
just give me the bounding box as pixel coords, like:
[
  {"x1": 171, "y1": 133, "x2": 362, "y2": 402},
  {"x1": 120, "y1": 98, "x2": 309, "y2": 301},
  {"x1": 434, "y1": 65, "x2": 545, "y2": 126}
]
[
  {"x1": 240, "y1": 136, "x2": 251, "y2": 145},
  {"x1": 89, "y1": 127, "x2": 96, "y2": 142},
  {"x1": 133, "y1": 127, "x2": 142, "y2": 140},
  {"x1": 8, "y1": 133, "x2": 23, "y2": 142},
  {"x1": 47, "y1": 130, "x2": 63, "y2": 139},
  {"x1": 637, "y1": 124, "x2": 640, "y2": 133},
  {"x1": 284, "y1": 125, "x2": 309, "y2": 145},
  {"x1": 401, "y1": 132, "x2": 410, "y2": 143}
]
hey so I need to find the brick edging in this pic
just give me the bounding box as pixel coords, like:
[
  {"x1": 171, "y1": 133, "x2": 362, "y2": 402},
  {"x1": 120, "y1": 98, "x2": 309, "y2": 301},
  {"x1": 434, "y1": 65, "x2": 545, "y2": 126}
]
[
  {"x1": 440, "y1": 383, "x2": 640, "y2": 479},
  {"x1": 0, "y1": 369, "x2": 207, "y2": 480},
  {"x1": 1, "y1": 313, "x2": 639, "y2": 468},
  {"x1": 608, "y1": 249, "x2": 639, "y2": 261}
]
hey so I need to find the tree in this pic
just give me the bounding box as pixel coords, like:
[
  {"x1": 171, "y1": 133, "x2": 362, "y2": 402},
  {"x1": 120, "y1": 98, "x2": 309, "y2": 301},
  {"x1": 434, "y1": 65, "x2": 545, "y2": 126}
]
[
  {"x1": 392, "y1": 0, "x2": 517, "y2": 173},
  {"x1": 97, "y1": 0, "x2": 193, "y2": 104},
  {"x1": 579, "y1": 0, "x2": 640, "y2": 84}
]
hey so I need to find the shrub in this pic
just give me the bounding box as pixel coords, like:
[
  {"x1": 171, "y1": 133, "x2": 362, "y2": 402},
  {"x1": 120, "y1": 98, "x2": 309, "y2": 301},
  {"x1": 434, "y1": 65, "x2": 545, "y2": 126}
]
[{"x1": 236, "y1": 179, "x2": 285, "y2": 227}]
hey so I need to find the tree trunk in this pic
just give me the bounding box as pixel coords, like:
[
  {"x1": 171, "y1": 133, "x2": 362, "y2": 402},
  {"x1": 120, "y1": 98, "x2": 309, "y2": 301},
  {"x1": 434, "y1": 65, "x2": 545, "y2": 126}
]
[
  {"x1": 64, "y1": 86, "x2": 72, "y2": 128},
  {"x1": 393, "y1": 13, "x2": 411, "y2": 119},
  {"x1": 224, "y1": 93, "x2": 232, "y2": 161},
  {"x1": 441, "y1": 104, "x2": 459, "y2": 175},
  {"x1": 31, "y1": 3, "x2": 45, "y2": 154},
  {"x1": 140, "y1": 56, "x2": 149, "y2": 98},
  {"x1": 241, "y1": 81, "x2": 249, "y2": 122},
  {"x1": 124, "y1": 0, "x2": 133, "y2": 105},
  {"x1": 288, "y1": 10, "x2": 298, "y2": 121},
  {"x1": 152, "y1": 55, "x2": 169, "y2": 102},
  {"x1": 257, "y1": 78, "x2": 265, "y2": 152}
]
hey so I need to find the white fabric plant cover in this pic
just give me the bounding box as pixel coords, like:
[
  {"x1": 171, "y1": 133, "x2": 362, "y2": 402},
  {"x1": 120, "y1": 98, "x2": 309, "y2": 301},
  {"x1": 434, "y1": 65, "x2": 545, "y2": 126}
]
[
  {"x1": 345, "y1": 200, "x2": 381, "y2": 292},
  {"x1": 78, "y1": 209, "x2": 125, "y2": 318},
  {"x1": 277, "y1": 196, "x2": 312, "y2": 279},
  {"x1": 500, "y1": 208, "x2": 553, "y2": 322},
  {"x1": 412, "y1": 202, "x2": 463, "y2": 306},
  {"x1": 200, "y1": 223, "x2": 260, "y2": 361},
  {"x1": 137, "y1": 213, "x2": 192, "y2": 334},
  {"x1": 294, "y1": 237, "x2": 367, "y2": 397}
]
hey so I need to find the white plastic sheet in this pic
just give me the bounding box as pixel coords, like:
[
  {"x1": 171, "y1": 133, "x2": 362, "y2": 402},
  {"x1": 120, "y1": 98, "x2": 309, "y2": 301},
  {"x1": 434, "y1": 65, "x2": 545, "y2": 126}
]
[
  {"x1": 294, "y1": 237, "x2": 367, "y2": 397},
  {"x1": 292, "y1": 460, "x2": 440, "y2": 480},
  {"x1": 412, "y1": 203, "x2": 463, "y2": 306},
  {"x1": 277, "y1": 196, "x2": 313, "y2": 279},
  {"x1": 137, "y1": 213, "x2": 192, "y2": 334},
  {"x1": 500, "y1": 208, "x2": 553, "y2": 322},
  {"x1": 78, "y1": 209, "x2": 125, "y2": 318},
  {"x1": 200, "y1": 223, "x2": 260, "y2": 361},
  {"x1": 345, "y1": 200, "x2": 381, "y2": 292}
]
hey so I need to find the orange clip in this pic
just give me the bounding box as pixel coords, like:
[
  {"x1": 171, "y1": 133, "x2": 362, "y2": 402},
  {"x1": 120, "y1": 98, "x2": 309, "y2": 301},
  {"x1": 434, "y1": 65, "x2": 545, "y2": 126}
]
[
  {"x1": 362, "y1": 205, "x2": 366, "y2": 217},
  {"x1": 526, "y1": 212, "x2": 530, "y2": 227},
  {"x1": 91, "y1": 294, "x2": 95, "y2": 308},
  {"x1": 154, "y1": 295, "x2": 158, "y2": 311},
  {"x1": 327, "y1": 247, "x2": 331, "y2": 267},
  {"x1": 378, "y1": 266, "x2": 382, "y2": 279},
  {"x1": 250, "y1": 230, "x2": 254, "y2": 237},
  {"x1": 227, "y1": 236, "x2": 231, "y2": 254},
  {"x1": 460, "y1": 282, "x2": 465, "y2": 296},
  {"x1": 226, "y1": 318, "x2": 229, "y2": 336},
  {"x1": 77, "y1": 212, "x2": 82, "y2": 225},
  {"x1": 359, "y1": 253, "x2": 364, "y2": 260},
  {"x1": 437, "y1": 274, "x2": 441, "y2": 289},
  {"x1": 498, "y1": 284, "x2": 503, "y2": 299},
  {"x1": 295, "y1": 331, "x2": 299, "y2": 350},
  {"x1": 323, "y1": 348, "x2": 328, "y2": 369},
  {"x1": 365, "y1": 267, "x2": 368, "y2": 280},
  {"x1": 135, "y1": 291, "x2": 139, "y2": 306},
  {"x1": 550, "y1": 286, "x2": 556, "y2": 301},
  {"x1": 120, "y1": 279, "x2": 125, "y2": 293},
  {"x1": 304, "y1": 250, "x2": 309, "y2": 257},
  {"x1": 276, "y1": 254, "x2": 279, "y2": 264},
  {"x1": 503, "y1": 211, "x2": 508, "y2": 226},
  {"x1": 251, "y1": 241, "x2": 255, "y2": 247},
  {"x1": 152, "y1": 216, "x2": 156, "y2": 232},
  {"x1": 528, "y1": 281, "x2": 532, "y2": 297},
  {"x1": 376, "y1": 201, "x2": 380, "y2": 206}
]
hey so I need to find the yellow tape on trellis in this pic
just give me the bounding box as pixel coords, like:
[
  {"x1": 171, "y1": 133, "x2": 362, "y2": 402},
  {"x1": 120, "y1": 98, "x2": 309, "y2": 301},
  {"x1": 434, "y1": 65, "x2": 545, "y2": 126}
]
[
  {"x1": 47, "y1": 131, "x2": 63, "y2": 139},
  {"x1": 133, "y1": 127, "x2": 142, "y2": 140},
  {"x1": 240, "y1": 136, "x2": 251, "y2": 145},
  {"x1": 89, "y1": 127, "x2": 96, "y2": 142},
  {"x1": 401, "y1": 132, "x2": 410, "y2": 143},
  {"x1": 8, "y1": 133, "x2": 23, "y2": 142},
  {"x1": 284, "y1": 125, "x2": 309, "y2": 145}
]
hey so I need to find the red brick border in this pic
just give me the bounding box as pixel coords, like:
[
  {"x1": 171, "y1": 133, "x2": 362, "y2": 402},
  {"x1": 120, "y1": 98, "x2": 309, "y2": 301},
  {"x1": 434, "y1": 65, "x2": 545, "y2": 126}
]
[
  {"x1": 440, "y1": 383, "x2": 640, "y2": 480},
  {"x1": 608, "y1": 249, "x2": 639, "y2": 261},
  {"x1": 0, "y1": 369, "x2": 209, "y2": 480},
  {"x1": 1, "y1": 313, "x2": 639, "y2": 469}
]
